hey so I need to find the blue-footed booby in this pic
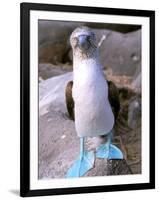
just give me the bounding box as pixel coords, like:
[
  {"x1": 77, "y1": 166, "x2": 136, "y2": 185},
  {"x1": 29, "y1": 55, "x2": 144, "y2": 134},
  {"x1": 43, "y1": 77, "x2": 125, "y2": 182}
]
[{"x1": 66, "y1": 27, "x2": 123, "y2": 178}]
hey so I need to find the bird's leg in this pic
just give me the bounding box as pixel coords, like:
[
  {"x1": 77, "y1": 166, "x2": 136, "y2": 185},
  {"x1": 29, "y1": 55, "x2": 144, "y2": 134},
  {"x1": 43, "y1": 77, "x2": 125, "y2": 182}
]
[
  {"x1": 96, "y1": 131, "x2": 123, "y2": 159},
  {"x1": 66, "y1": 137, "x2": 95, "y2": 178},
  {"x1": 107, "y1": 132, "x2": 112, "y2": 159},
  {"x1": 79, "y1": 137, "x2": 84, "y2": 160}
]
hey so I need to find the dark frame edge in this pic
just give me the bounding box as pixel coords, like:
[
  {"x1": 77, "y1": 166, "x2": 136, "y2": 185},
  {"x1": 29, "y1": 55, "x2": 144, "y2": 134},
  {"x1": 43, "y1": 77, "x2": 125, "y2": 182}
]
[
  {"x1": 21, "y1": 183, "x2": 155, "y2": 197},
  {"x1": 20, "y1": 2, "x2": 30, "y2": 197},
  {"x1": 149, "y1": 11, "x2": 155, "y2": 189},
  {"x1": 21, "y1": 2, "x2": 155, "y2": 16}
]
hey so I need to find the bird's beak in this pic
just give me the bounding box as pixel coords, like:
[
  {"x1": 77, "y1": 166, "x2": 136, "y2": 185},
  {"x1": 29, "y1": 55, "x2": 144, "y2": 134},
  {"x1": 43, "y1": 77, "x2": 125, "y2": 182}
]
[{"x1": 77, "y1": 35, "x2": 90, "y2": 51}]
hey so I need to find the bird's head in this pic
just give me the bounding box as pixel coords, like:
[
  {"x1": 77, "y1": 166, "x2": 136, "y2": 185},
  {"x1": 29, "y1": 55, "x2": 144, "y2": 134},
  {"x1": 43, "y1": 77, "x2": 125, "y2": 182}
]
[{"x1": 70, "y1": 27, "x2": 98, "y2": 59}]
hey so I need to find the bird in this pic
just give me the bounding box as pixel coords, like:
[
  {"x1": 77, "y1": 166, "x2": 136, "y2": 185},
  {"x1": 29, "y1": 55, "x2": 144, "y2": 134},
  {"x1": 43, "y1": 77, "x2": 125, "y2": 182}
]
[{"x1": 65, "y1": 27, "x2": 123, "y2": 178}]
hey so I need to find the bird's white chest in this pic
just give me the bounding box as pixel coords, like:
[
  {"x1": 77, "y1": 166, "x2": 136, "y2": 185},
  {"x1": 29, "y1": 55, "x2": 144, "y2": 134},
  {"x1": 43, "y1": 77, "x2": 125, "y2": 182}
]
[
  {"x1": 73, "y1": 61, "x2": 105, "y2": 101},
  {"x1": 73, "y1": 60, "x2": 114, "y2": 137}
]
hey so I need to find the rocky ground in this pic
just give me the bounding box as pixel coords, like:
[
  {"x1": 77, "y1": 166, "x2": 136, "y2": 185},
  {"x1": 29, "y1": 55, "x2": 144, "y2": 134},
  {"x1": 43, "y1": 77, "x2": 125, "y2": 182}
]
[
  {"x1": 39, "y1": 71, "x2": 141, "y2": 179},
  {"x1": 38, "y1": 23, "x2": 141, "y2": 179}
]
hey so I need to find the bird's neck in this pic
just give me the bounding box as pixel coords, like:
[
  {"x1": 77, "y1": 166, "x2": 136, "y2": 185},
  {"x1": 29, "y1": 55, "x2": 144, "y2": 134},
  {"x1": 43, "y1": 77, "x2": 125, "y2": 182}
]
[
  {"x1": 73, "y1": 54, "x2": 104, "y2": 84},
  {"x1": 74, "y1": 56, "x2": 98, "y2": 67},
  {"x1": 73, "y1": 51, "x2": 101, "y2": 70}
]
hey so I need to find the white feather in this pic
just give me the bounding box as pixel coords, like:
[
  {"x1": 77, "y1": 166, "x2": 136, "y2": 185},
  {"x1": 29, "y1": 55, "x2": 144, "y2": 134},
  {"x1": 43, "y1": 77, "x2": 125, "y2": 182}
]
[{"x1": 73, "y1": 57, "x2": 114, "y2": 137}]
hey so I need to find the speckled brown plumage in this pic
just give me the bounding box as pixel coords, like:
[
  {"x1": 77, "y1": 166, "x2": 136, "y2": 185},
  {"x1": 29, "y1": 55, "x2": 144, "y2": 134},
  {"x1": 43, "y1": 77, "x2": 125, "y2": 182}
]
[
  {"x1": 65, "y1": 81, "x2": 74, "y2": 120},
  {"x1": 107, "y1": 81, "x2": 120, "y2": 121}
]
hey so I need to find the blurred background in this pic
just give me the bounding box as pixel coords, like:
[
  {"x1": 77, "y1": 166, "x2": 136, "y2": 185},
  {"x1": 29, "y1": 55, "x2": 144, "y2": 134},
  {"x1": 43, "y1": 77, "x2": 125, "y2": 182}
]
[{"x1": 38, "y1": 20, "x2": 141, "y2": 179}]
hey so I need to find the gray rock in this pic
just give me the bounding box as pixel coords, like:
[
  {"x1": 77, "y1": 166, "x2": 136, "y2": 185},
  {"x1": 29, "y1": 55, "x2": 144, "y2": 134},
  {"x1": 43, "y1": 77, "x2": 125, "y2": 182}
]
[
  {"x1": 39, "y1": 63, "x2": 72, "y2": 80},
  {"x1": 131, "y1": 72, "x2": 141, "y2": 93},
  {"x1": 39, "y1": 72, "x2": 73, "y2": 116},
  {"x1": 38, "y1": 21, "x2": 140, "y2": 46},
  {"x1": 39, "y1": 73, "x2": 142, "y2": 179},
  {"x1": 38, "y1": 21, "x2": 141, "y2": 78},
  {"x1": 39, "y1": 111, "x2": 132, "y2": 179},
  {"x1": 128, "y1": 97, "x2": 141, "y2": 129},
  {"x1": 98, "y1": 29, "x2": 141, "y2": 76}
]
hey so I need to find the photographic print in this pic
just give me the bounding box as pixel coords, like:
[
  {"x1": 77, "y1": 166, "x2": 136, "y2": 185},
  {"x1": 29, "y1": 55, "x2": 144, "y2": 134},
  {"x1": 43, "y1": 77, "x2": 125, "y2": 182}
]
[
  {"x1": 38, "y1": 20, "x2": 141, "y2": 179},
  {"x1": 20, "y1": 3, "x2": 155, "y2": 197}
]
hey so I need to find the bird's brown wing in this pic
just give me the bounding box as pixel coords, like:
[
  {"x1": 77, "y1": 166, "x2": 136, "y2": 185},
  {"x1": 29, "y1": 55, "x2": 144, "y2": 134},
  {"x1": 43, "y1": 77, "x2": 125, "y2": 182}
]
[
  {"x1": 65, "y1": 81, "x2": 74, "y2": 120},
  {"x1": 107, "y1": 81, "x2": 120, "y2": 121},
  {"x1": 65, "y1": 80, "x2": 120, "y2": 121}
]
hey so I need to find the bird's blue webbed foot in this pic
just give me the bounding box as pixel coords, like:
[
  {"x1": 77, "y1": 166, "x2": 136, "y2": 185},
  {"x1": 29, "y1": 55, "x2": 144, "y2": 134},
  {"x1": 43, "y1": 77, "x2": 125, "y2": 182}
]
[
  {"x1": 96, "y1": 132, "x2": 123, "y2": 159},
  {"x1": 66, "y1": 138, "x2": 95, "y2": 178}
]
